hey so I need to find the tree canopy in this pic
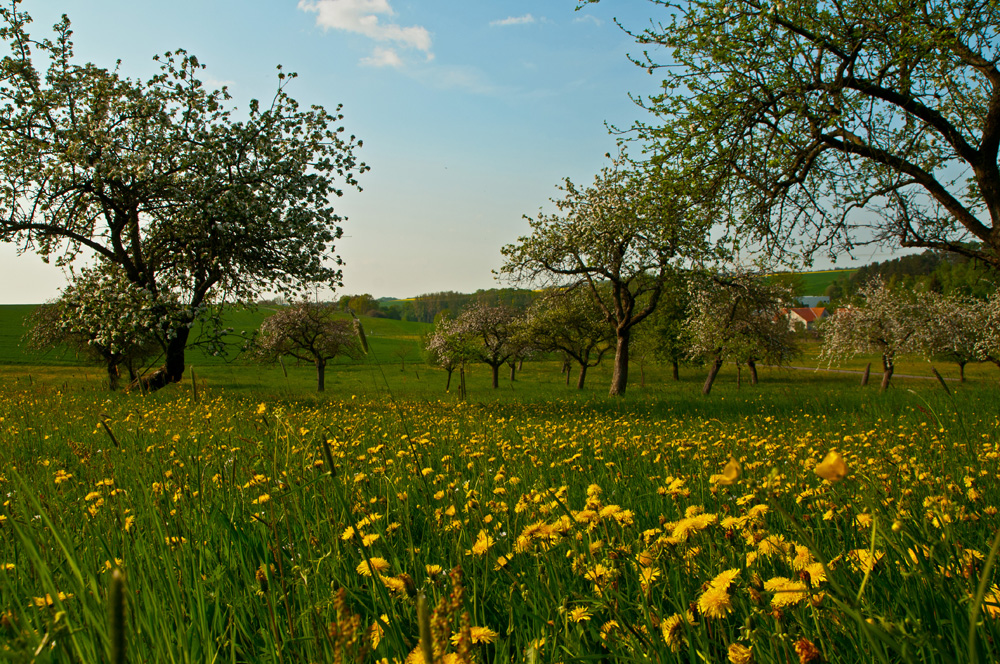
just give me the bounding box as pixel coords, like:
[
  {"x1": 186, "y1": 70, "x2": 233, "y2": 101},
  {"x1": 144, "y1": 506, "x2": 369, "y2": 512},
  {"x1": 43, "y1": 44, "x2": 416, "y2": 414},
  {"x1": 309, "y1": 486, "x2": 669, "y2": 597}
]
[
  {"x1": 0, "y1": 2, "x2": 366, "y2": 387},
  {"x1": 500, "y1": 157, "x2": 717, "y2": 395},
  {"x1": 596, "y1": 0, "x2": 1000, "y2": 269}
]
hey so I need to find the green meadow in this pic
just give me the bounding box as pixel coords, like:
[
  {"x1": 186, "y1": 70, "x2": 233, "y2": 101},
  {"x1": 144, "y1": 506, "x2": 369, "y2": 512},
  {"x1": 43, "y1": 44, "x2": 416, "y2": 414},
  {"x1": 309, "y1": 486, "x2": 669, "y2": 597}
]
[{"x1": 2, "y1": 298, "x2": 999, "y2": 663}]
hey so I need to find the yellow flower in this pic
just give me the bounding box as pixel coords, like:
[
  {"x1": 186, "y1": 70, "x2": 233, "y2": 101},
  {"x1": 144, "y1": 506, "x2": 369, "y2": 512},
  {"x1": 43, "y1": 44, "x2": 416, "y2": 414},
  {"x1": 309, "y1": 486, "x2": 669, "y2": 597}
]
[
  {"x1": 711, "y1": 459, "x2": 742, "y2": 486},
  {"x1": 356, "y1": 557, "x2": 391, "y2": 577},
  {"x1": 567, "y1": 606, "x2": 592, "y2": 623},
  {"x1": 763, "y1": 577, "x2": 808, "y2": 607},
  {"x1": 256, "y1": 403, "x2": 267, "y2": 415},
  {"x1": 450, "y1": 626, "x2": 499, "y2": 645},
  {"x1": 697, "y1": 586, "x2": 733, "y2": 619},
  {"x1": 660, "y1": 613, "x2": 685, "y2": 651},
  {"x1": 468, "y1": 529, "x2": 494, "y2": 556},
  {"x1": 728, "y1": 642, "x2": 753, "y2": 664},
  {"x1": 251, "y1": 493, "x2": 270, "y2": 505},
  {"x1": 709, "y1": 568, "x2": 740, "y2": 591},
  {"x1": 814, "y1": 451, "x2": 848, "y2": 482}
]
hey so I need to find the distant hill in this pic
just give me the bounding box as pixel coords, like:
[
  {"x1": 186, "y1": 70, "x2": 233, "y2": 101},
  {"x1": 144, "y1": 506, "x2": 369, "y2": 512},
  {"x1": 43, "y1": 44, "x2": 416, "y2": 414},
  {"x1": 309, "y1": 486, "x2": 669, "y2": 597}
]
[{"x1": 0, "y1": 304, "x2": 432, "y2": 368}]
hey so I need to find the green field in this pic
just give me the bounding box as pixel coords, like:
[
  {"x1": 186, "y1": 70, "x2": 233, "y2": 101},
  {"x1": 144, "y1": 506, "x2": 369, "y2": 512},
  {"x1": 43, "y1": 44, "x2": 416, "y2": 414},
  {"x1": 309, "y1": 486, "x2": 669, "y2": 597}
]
[{"x1": 3, "y1": 297, "x2": 1000, "y2": 663}]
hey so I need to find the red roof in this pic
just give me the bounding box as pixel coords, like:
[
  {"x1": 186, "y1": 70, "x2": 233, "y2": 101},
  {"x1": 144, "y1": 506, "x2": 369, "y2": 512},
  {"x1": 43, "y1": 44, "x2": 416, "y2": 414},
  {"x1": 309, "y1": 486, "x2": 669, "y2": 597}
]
[{"x1": 787, "y1": 307, "x2": 827, "y2": 322}]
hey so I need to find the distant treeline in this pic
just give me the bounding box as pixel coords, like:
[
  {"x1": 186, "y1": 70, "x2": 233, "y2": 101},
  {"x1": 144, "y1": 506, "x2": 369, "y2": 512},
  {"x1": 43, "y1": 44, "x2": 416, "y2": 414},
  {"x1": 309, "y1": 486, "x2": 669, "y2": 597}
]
[
  {"x1": 825, "y1": 249, "x2": 1000, "y2": 301},
  {"x1": 329, "y1": 288, "x2": 539, "y2": 323}
]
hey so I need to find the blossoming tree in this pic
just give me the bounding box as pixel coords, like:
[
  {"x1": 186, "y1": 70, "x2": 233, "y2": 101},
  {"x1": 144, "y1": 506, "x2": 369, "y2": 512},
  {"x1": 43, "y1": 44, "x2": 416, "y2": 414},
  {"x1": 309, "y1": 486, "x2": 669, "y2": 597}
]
[
  {"x1": 254, "y1": 303, "x2": 362, "y2": 392},
  {"x1": 0, "y1": 4, "x2": 366, "y2": 390}
]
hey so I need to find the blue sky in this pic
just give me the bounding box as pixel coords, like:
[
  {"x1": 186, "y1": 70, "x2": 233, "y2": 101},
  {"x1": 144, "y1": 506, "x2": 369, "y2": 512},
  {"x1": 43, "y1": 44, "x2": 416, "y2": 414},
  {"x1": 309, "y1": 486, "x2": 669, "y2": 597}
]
[{"x1": 0, "y1": 1, "x2": 898, "y2": 304}]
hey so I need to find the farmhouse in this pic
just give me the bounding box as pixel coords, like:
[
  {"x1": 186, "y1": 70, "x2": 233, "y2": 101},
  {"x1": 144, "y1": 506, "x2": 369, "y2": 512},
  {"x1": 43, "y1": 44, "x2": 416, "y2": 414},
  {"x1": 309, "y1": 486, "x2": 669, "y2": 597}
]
[{"x1": 784, "y1": 306, "x2": 829, "y2": 331}]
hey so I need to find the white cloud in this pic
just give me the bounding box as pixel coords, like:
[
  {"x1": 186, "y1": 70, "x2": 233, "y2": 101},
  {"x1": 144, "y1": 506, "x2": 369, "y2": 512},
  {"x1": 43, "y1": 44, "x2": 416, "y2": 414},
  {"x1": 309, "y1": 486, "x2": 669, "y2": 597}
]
[
  {"x1": 360, "y1": 46, "x2": 403, "y2": 68},
  {"x1": 490, "y1": 14, "x2": 535, "y2": 27},
  {"x1": 572, "y1": 14, "x2": 602, "y2": 26},
  {"x1": 298, "y1": 0, "x2": 432, "y2": 54}
]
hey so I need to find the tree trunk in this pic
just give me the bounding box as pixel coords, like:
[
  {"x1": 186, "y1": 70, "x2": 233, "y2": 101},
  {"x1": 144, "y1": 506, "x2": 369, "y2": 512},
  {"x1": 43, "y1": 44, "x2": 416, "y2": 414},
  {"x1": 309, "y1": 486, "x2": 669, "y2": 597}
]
[
  {"x1": 747, "y1": 359, "x2": 758, "y2": 385},
  {"x1": 880, "y1": 354, "x2": 894, "y2": 392},
  {"x1": 139, "y1": 327, "x2": 190, "y2": 392},
  {"x1": 164, "y1": 327, "x2": 189, "y2": 383},
  {"x1": 107, "y1": 362, "x2": 121, "y2": 391},
  {"x1": 316, "y1": 358, "x2": 326, "y2": 392},
  {"x1": 639, "y1": 360, "x2": 646, "y2": 388},
  {"x1": 861, "y1": 362, "x2": 871, "y2": 387},
  {"x1": 508, "y1": 362, "x2": 516, "y2": 381},
  {"x1": 672, "y1": 360, "x2": 679, "y2": 381},
  {"x1": 702, "y1": 356, "x2": 723, "y2": 395},
  {"x1": 577, "y1": 364, "x2": 588, "y2": 390},
  {"x1": 491, "y1": 363, "x2": 500, "y2": 389},
  {"x1": 459, "y1": 365, "x2": 467, "y2": 400},
  {"x1": 609, "y1": 328, "x2": 630, "y2": 397},
  {"x1": 958, "y1": 361, "x2": 966, "y2": 383},
  {"x1": 445, "y1": 368, "x2": 453, "y2": 392}
]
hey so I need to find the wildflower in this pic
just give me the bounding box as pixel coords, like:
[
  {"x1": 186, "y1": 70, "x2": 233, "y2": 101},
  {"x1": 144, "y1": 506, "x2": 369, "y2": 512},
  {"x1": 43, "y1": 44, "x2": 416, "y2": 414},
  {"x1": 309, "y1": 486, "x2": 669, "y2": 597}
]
[
  {"x1": 982, "y1": 584, "x2": 1000, "y2": 619},
  {"x1": 711, "y1": 459, "x2": 742, "y2": 486},
  {"x1": 251, "y1": 493, "x2": 270, "y2": 505},
  {"x1": 728, "y1": 642, "x2": 753, "y2": 664},
  {"x1": 764, "y1": 577, "x2": 808, "y2": 607},
  {"x1": 450, "y1": 626, "x2": 498, "y2": 645},
  {"x1": 697, "y1": 585, "x2": 733, "y2": 619},
  {"x1": 709, "y1": 568, "x2": 740, "y2": 591},
  {"x1": 32, "y1": 592, "x2": 73, "y2": 608},
  {"x1": 256, "y1": 403, "x2": 267, "y2": 415},
  {"x1": 660, "y1": 613, "x2": 685, "y2": 651},
  {"x1": 370, "y1": 614, "x2": 388, "y2": 648},
  {"x1": 567, "y1": 606, "x2": 592, "y2": 623},
  {"x1": 357, "y1": 557, "x2": 391, "y2": 577},
  {"x1": 468, "y1": 529, "x2": 494, "y2": 556},
  {"x1": 815, "y1": 451, "x2": 848, "y2": 481}
]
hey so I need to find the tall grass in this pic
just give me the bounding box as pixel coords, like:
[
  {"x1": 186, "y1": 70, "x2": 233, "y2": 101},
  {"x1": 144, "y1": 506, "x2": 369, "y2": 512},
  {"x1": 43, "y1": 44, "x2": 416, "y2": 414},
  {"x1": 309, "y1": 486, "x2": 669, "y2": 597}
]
[{"x1": 0, "y1": 372, "x2": 998, "y2": 661}]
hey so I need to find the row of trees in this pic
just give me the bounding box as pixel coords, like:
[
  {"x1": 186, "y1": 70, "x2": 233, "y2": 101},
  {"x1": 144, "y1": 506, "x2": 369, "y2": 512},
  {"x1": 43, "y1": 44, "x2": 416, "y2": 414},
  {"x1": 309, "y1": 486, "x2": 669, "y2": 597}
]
[
  {"x1": 425, "y1": 271, "x2": 801, "y2": 397},
  {"x1": 822, "y1": 281, "x2": 1000, "y2": 390}
]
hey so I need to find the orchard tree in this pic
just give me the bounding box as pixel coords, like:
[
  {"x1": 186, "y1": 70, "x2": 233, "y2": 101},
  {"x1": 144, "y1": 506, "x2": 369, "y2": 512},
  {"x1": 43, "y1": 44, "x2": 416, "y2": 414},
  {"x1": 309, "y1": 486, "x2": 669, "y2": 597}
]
[
  {"x1": 501, "y1": 157, "x2": 716, "y2": 396},
  {"x1": 820, "y1": 280, "x2": 921, "y2": 391},
  {"x1": 454, "y1": 303, "x2": 527, "y2": 389},
  {"x1": 977, "y1": 291, "x2": 1000, "y2": 373},
  {"x1": 592, "y1": 0, "x2": 1000, "y2": 269},
  {"x1": 254, "y1": 303, "x2": 362, "y2": 392},
  {"x1": 914, "y1": 290, "x2": 985, "y2": 381},
  {"x1": 425, "y1": 315, "x2": 472, "y2": 393},
  {"x1": 23, "y1": 263, "x2": 161, "y2": 389},
  {"x1": 0, "y1": 4, "x2": 366, "y2": 390},
  {"x1": 525, "y1": 288, "x2": 615, "y2": 390},
  {"x1": 685, "y1": 271, "x2": 798, "y2": 395}
]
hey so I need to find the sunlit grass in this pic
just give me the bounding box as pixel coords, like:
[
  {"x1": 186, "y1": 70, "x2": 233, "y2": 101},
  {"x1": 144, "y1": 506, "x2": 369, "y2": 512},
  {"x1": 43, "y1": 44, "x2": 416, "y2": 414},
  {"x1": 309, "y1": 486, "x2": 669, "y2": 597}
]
[{"x1": 1, "y1": 369, "x2": 999, "y2": 662}]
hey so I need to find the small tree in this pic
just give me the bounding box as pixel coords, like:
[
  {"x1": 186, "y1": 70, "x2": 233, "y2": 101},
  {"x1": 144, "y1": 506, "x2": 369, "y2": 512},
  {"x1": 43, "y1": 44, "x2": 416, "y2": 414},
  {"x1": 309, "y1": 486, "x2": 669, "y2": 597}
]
[
  {"x1": 425, "y1": 315, "x2": 476, "y2": 395},
  {"x1": 686, "y1": 272, "x2": 798, "y2": 395},
  {"x1": 23, "y1": 263, "x2": 163, "y2": 389},
  {"x1": 454, "y1": 303, "x2": 526, "y2": 389},
  {"x1": 525, "y1": 288, "x2": 615, "y2": 390},
  {"x1": 820, "y1": 280, "x2": 921, "y2": 391},
  {"x1": 976, "y1": 291, "x2": 1000, "y2": 374},
  {"x1": 255, "y1": 303, "x2": 362, "y2": 391},
  {"x1": 501, "y1": 157, "x2": 716, "y2": 396},
  {"x1": 915, "y1": 291, "x2": 985, "y2": 382}
]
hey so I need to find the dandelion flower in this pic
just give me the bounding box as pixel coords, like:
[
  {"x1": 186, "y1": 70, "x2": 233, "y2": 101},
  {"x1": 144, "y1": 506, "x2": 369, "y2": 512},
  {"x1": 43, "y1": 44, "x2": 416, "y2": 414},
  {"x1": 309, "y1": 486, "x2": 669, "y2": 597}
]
[
  {"x1": 660, "y1": 613, "x2": 685, "y2": 651},
  {"x1": 711, "y1": 459, "x2": 742, "y2": 486},
  {"x1": 697, "y1": 586, "x2": 733, "y2": 619},
  {"x1": 764, "y1": 576, "x2": 808, "y2": 607},
  {"x1": 709, "y1": 568, "x2": 741, "y2": 591},
  {"x1": 468, "y1": 529, "x2": 494, "y2": 556},
  {"x1": 815, "y1": 451, "x2": 848, "y2": 481},
  {"x1": 567, "y1": 606, "x2": 592, "y2": 623},
  {"x1": 357, "y1": 557, "x2": 391, "y2": 577},
  {"x1": 728, "y1": 642, "x2": 753, "y2": 664},
  {"x1": 450, "y1": 626, "x2": 498, "y2": 645}
]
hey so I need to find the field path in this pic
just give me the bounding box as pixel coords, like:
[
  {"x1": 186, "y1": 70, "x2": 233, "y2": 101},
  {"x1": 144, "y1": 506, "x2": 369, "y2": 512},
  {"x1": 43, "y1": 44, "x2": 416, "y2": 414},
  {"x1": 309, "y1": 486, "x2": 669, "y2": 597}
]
[{"x1": 773, "y1": 365, "x2": 958, "y2": 381}]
